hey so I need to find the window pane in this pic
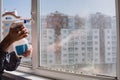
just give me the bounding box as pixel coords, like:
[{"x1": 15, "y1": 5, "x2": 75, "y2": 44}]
[
  {"x1": 2, "y1": 0, "x2": 32, "y2": 65},
  {"x1": 39, "y1": 0, "x2": 116, "y2": 76}
]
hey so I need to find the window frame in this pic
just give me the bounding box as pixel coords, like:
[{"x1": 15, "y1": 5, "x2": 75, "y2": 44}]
[
  {"x1": 116, "y1": 0, "x2": 120, "y2": 80},
  {"x1": 0, "y1": 0, "x2": 119, "y2": 80}
]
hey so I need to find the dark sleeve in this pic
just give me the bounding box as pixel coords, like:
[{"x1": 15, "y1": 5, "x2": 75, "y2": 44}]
[
  {"x1": 0, "y1": 49, "x2": 7, "y2": 73},
  {"x1": 4, "y1": 51, "x2": 21, "y2": 71}
]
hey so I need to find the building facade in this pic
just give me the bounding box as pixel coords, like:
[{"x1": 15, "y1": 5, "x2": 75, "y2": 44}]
[{"x1": 40, "y1": 11, "x2": 117, "y2": 75}]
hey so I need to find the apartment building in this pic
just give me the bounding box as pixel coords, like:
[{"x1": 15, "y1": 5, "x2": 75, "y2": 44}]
[{"x1": 40, "y1": 11, "x2": 116, "y2": 75}]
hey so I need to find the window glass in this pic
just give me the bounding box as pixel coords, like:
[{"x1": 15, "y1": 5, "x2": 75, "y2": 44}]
[
  {"x1": 40, "y1": 0, "x2": 116, "y2": 76},
  {"x1": 2, "y1": 0, "x2": 32, "y2": 65}
]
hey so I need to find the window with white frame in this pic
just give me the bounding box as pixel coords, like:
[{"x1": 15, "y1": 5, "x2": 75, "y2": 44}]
[
  {"x1": 0, "y1": 0, "x2": 120, "y2": 80},
  {"x1": 40, "y1": 0, "x2": 117, "y2": 77}
]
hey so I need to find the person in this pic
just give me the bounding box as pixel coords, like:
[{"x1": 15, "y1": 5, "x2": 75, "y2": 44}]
[{"x1": 0, "y1": 22, "x2": 32, "y2": 79}]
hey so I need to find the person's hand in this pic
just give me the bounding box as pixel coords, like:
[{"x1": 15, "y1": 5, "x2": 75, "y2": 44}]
[
  {"x1": 7, "y1": 22, "x2": 28, "y2": 43},
  {"x1": 22, "y1": 44, "x2": 32, "y2": 57},
  {"x1": 0, "y1": 22, "x2": 28, "y2": 52}
]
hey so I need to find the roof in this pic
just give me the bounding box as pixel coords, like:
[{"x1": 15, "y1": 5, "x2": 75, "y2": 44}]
[{"x1": 2, "y1": 12, "x2": 21, "y2": 18}]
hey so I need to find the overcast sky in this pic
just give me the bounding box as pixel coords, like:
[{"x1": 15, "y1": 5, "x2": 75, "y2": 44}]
[
  {"x1": 2, "y1": 0, "x2": 116, "y2": 18},
  {"x1": 40, "y1": 0, "x2": 116, "y2": 17}
]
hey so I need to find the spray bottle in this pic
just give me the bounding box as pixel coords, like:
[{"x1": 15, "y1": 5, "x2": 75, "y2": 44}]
[{"x1": 12, "y1": 20, "x2": 29, "y2": 57}]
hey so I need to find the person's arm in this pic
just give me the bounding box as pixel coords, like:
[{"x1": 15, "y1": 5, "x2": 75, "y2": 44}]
[
  {"x1": 4, "y1": 51, "x2": 21, "y2": 71},
  {"x1": 0, "y1": 35, "x2": 14, "y2": 73},
  {"x1": 0, "y1": 35, "x2": 14, "y2": 52},
  {"x1": 0, "y1": 22, "x2": 28, "y2": 72},
  {"x1": 0, "y1": 49, "x2": 7, "y2": 74}
]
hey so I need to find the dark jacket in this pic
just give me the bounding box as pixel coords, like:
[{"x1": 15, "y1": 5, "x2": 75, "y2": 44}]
[{"x1": 0, "y1": 49, "x2": 21, "y2": 79}]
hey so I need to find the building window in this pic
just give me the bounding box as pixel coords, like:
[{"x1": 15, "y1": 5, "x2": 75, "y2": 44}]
[
  {"x1": 94, "y1": 36, "x2": 98, "y2": 39},
  {"x1": 95, "y1": 41, "x2": 98, "y2": 44},
  {"x1": 63, "y1": 54, "x2": 67, "y2": 57},
  {"x1": 107, "y1": 36, "x2": 110, "y2": 39},
  {"x1": 82, "y1": 59, "x2": 85, "y2": 62},
  {"x1": 4, "y1": 23, "x2": 11, "y2": 27},
  {"x1": 81, "y1": 47, "x2": 85, "y2": 50},
  {"x1": 87, "y1": 36, "x2": 92, "y2": 40},
  {"x1": 5, "y1": 17, "x2": 12, "y2": 20},
  {"x1": 95, "y1": 47, "x2": 98, "y2": 50},
  {"x1": 81, "y1": 42, "x2": 85, "y2": 45}
]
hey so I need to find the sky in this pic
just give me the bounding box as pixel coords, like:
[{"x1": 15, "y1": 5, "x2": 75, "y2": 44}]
[
  {"x1": 2, "y1": 0, "x2": 31, "y2": 18},
  {"x1": 2, "y1": 0, "x2": 116, "y2": 18},
  {"x1": 40, "y1": 0, "x2": 116, "y2": 17}
]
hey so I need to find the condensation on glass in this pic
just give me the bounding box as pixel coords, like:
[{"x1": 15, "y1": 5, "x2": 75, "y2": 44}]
[{"x1": 40, "y1": 0, "x2": 116, "y2": 77}]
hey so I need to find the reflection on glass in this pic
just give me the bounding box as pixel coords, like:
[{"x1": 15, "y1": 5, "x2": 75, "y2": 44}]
[
  {"x1": 2, "y1": 0, "x2": 32, "y2": 65},
  {"x1": 40, "y1": 0, "x2": 116, "y2": 76}
]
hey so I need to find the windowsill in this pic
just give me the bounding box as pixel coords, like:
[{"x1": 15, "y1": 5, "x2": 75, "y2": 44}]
[
  {"x1": 4, "y1": 71, "x2": 53, "y2": 80},
  {"x1": 16, "y1": 65, "x2": 116, "y2": 80}
]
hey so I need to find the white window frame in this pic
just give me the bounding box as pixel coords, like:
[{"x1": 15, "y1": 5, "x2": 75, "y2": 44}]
[{"x1": 0, "y1": 0, "x2": 119, "y2": 80}]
